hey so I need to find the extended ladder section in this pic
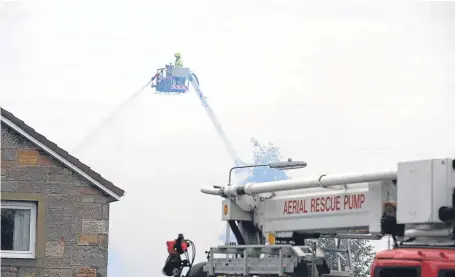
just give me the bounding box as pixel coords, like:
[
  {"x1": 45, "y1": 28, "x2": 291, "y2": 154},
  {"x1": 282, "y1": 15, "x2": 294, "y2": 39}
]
[
  {"x1": 187, "y1": 71, "x2": 249, "y2": 246},
  {"x1": 200, "y1": 158, "x2": 455, "y2": 277},
  {"x1": 189, "y1": 73, "x2": 243, "y2": 167}
]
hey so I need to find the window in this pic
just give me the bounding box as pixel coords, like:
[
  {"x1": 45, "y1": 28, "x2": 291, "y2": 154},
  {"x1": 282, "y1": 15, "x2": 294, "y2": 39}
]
[
  {"x1": 1, "y1": 201, "x2": 36, "y2": 259},
  {"x1": 439, "y1": 269, "x2": 455, "y2": 277},
  {"x1": 374, "y1": 266, "x2": 420, "y2": 277}
]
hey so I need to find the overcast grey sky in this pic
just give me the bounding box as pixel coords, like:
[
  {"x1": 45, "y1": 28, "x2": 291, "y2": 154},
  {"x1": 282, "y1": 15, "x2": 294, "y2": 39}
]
[{"x1": 1, "y1": 1, "x2": 455, "y2": 276}]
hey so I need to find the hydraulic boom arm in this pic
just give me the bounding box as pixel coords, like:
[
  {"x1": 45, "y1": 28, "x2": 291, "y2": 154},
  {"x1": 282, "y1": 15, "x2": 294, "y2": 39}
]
[
  {"x1": 189, "y1": 73, "x2": 243, "y2": 167},
  {"x1": 203, "y1": 158, "x2": 455, "y2": 240}
]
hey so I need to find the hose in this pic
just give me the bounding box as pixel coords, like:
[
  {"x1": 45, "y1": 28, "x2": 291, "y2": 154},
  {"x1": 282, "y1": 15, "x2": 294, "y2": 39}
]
[
  {"x1": 183, "y1": 239, "x2": 196, "y2": 277},
  {"x1": 191, "y1": 73, "x2": 200, "y2": 86}
]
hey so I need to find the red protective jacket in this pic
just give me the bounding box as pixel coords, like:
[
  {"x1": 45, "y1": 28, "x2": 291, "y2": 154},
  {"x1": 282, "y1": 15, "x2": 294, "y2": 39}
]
[{"x1": 166, "y1": 240, "x2": 188, "y2": 255}]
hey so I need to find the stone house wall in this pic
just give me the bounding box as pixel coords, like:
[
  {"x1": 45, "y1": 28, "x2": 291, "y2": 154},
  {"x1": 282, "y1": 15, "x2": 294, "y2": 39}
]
[{"x1": 1, "y1": 122, "x2": 114, "y2": 277}]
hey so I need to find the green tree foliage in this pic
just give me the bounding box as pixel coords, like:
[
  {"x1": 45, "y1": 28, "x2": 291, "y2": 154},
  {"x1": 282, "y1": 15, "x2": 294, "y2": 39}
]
[
  {"x1": 307, "y1": 238, "x2": 375, "y2": 277},
  {"x1": 245, "y1": 138, "x2": 289, "y2": 183}
]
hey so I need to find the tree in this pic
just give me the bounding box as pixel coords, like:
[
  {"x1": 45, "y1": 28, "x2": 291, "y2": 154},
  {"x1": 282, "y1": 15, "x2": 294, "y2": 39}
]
[
  {"x1": 306, "y1": 238, "x2": 375, "y2": 277},
  {"x1": 244, "y1": 138, "x2": 289, "y2": 183},
  {"x1": 245, "y1": 138, "x2": 375, "y2": 277}
]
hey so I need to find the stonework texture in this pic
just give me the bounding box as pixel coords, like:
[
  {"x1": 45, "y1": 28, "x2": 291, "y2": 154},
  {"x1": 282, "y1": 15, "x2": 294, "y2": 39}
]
[{"x1": 1, "y1": 123, "x2": 114, "y2": 277}]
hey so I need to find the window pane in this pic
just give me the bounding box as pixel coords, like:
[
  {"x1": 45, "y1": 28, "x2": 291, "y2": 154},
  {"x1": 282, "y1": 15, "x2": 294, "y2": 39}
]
[
  {"x1": 375, "y1": 267, "x2": 420, "y2": 277},
  {"x1": 1, "y1": 208, "x2": 31, "y2": 251},
  {"x1": 439, "y1": 269, "x2": 455, "y2": 277}
]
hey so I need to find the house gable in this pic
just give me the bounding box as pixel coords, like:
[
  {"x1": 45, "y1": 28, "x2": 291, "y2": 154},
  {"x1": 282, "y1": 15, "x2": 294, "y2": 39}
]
[
  {"x1": 1, "y1": 108, "x2": 120, "y2": 275},
  {"x1": 1, "y1": 108, "x2": 124, "y2": 200},
  {"x1": 1, "y1": 122, "x2": 113, "y2": 276},
  {"x1": 1, "y1": 123, "x2": 114, "y2": 202}
]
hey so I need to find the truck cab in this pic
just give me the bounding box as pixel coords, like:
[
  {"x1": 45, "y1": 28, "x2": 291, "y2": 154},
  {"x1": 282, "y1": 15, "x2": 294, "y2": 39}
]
[{"x1": 371, "y1": 248, "x2": 455, "y2": 277}]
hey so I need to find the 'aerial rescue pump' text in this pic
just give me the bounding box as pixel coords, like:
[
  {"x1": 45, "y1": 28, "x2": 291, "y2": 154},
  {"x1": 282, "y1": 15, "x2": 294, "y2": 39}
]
[{"x1": 282, "y1": 193, "x2": 365, "y2": 215}]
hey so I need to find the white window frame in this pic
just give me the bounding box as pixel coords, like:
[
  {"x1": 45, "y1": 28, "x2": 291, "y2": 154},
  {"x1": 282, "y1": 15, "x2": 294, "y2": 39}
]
[{"x1": 1, "y1": 201, "x2": 37, "y2": 259}]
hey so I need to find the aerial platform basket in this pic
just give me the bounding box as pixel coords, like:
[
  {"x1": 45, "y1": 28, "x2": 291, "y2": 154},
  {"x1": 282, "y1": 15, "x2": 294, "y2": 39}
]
[{"x1": 154, "y1": 66, "x2": 191, "y2": 94}]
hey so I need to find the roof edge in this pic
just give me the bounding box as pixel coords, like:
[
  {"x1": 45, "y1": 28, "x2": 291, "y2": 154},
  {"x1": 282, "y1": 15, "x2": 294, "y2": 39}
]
[{"x1": 1, "y1": 114, "x2": 123, "y2": 201}]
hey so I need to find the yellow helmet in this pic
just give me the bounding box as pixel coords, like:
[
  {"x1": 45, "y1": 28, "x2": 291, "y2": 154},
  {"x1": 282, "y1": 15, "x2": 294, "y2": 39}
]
[{"x1": 174, "y1": 52, "x2": 181, "y2": 58}]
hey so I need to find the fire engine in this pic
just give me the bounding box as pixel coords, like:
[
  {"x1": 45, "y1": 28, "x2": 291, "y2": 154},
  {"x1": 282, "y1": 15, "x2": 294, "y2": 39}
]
[{"x1": 164, "y1": 158, "x2": 455, "y2": 277}]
